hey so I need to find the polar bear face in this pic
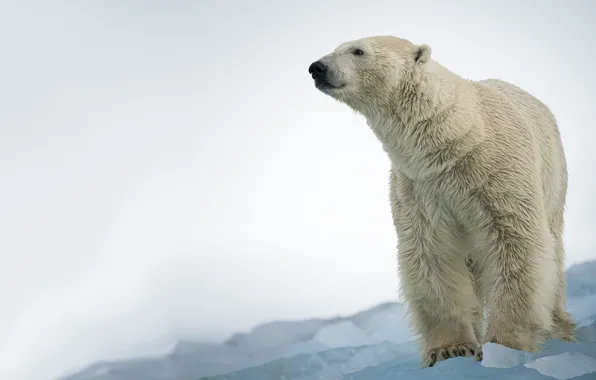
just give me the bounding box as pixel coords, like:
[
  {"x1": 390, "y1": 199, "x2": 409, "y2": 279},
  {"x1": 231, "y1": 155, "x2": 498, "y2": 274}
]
[{"x1": 308, "y1": 36, "x2": 431, "y2": 114}]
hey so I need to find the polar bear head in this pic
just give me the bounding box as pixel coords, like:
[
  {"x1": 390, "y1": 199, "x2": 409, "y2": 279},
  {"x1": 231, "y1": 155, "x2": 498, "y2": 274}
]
[{"x1": 308, "y1": 36, "x2": 432, "y2": 115}]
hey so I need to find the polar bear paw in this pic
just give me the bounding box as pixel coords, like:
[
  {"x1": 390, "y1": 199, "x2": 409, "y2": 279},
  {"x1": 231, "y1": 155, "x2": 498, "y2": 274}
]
[{"x1": 421, "y1": 342, "x2": 483, "y2": 367}]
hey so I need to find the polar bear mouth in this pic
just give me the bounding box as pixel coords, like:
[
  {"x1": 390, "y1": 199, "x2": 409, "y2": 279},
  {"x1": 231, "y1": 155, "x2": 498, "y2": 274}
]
[{"x1": 315, "y1": 79, "x2": 345, "y2": 92}]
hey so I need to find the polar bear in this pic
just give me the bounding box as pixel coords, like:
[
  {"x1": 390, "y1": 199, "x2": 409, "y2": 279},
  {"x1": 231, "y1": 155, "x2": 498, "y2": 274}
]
[{"x1": 308, "y1": 36, "x2": 576, "y2": 367}]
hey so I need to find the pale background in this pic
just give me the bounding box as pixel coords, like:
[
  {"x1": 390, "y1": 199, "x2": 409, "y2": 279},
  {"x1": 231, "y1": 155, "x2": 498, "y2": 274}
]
[{"x1": 1, "y1": 1, "x2": 595, "y2": 379}]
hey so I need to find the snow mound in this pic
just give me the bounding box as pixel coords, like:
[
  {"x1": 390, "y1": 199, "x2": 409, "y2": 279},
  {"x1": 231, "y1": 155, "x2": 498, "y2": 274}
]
[
  {"x1": 359, "y1": 303, "x2": 411, "y2": 344},
  {"x1": 196, "y1": 322, "x2": 596, "y2": 380},
  {"x1": 206, "y1": 341, "x2": 417, "y2": 380},
  {"x1": 224, "y1": 318, "x2": 329, "y2": 349},
  {"x1": 482, "y1": 343, "x2": 538, "y2": 368},
  {"x1": 524, "y1": 352, "x2": 596, "y2": 380},
  {"x1": 344, "y1": 321, "x2": 596, "y2": 380},
  {"x1": 278, "y1": 339, "x2": 328, "y2": 359},
  {"x1": 313, "y1": 320, "x2": 374, "y2": 348},
  {"x1": 566, "y1": 260, "x2": 596, "y2": 298},
  {"x1": 61, "y1": 259, "x2": 596, "y2": 380}
]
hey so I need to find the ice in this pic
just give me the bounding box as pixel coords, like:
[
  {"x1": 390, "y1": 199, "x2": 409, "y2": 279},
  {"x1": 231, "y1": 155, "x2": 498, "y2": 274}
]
[
  {"x1": 205, "y1": 341, "x2": 419, "y2": 380},
  {"x1": 481, "y1": 343, "x2": 538, "y2": 368},
  {"x1": 524, "y1": 352, "x2": 596, "y2": 380},
  {"x1": 202, "y1": 322, "x2": 596, "y2": 380},
  {"x1": 345, "y1": 356, "x2": 551, "y2": 380},
  {"x1": 357, "y1": 303, "x2": 412, "y2": 344},
  {"x1": 313, "y1": 320, "x2": 374, "y2": 348},
  {"x1": 226, "y1": 319, "x2": 330, "y2": 348},
  {"x1": 61, "y1": 305, "x2": 416, "y2": 380},
  {"x1": 566, "y1": 294, "x2": 596, "y2": 325},
  {"x1": 278, "y1": 339, "x2": 329, "y2": 359},
  {"x1": 343, "y1": 322, "x2": 596, "y2": 380},
  {"x1": 61, "y1": 259, "x2": 596, "y2": 380},
  {"x1": 566, "y1": 260, "x2": 596, "y2": 298}
]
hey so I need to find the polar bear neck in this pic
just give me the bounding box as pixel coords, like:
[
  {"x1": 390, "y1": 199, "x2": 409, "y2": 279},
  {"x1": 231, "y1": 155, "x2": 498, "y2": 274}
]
[{"x1": 365, "y1": 60, "x2": 485, "y2": 181}]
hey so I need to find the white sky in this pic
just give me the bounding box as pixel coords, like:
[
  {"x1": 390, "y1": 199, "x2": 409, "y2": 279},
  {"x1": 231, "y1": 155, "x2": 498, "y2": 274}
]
[{"x1": 1, "y1": 1, "x2": 595, "y2": 379}]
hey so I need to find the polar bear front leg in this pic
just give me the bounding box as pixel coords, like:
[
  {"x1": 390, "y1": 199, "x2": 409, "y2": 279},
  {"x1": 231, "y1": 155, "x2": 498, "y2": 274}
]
[
  {"x1": 390, "y1": 171, "x2": 482, "y2": 367},
  {"x1": 397, "y1": 231, "x2": 482, "y2": 367},
  {"x1": 392, "y1": 207, "x2": 482, "y2": 367},
  {"x1": 479, "y1": 192, "x2": 557, "y2": 353}
]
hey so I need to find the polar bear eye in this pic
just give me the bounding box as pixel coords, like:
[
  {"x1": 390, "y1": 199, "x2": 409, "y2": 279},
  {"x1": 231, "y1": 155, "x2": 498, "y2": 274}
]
[{"x1": 352, "y1": 49, "x2": 364, "y2": 56}]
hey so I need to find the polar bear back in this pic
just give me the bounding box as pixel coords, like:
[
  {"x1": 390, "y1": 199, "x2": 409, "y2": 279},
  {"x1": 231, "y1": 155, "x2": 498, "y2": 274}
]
[{"x1": 474, "y1": 78, "x2": 567, "y2": 225}]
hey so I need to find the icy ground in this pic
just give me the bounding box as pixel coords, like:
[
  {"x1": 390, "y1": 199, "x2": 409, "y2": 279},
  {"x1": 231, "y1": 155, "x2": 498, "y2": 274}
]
[{"x1": 62, "y1": 260, "x2": 596, "y2": 380}]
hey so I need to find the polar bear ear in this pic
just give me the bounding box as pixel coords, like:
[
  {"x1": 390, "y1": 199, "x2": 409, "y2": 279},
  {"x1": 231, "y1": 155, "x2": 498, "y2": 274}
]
[{"x1": 414, "y1": 44, "x2": 432, "y2": 64}]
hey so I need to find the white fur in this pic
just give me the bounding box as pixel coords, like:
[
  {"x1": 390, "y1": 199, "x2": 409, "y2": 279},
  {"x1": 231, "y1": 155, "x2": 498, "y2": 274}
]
[{"x1": 311, "y1": 36, "x2": 576, "y2": 367}]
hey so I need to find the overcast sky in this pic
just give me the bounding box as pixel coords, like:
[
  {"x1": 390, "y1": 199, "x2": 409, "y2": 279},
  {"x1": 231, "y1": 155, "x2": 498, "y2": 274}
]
[{"x1": 1, "y1": 1, "x2": 595, "y2": 379}]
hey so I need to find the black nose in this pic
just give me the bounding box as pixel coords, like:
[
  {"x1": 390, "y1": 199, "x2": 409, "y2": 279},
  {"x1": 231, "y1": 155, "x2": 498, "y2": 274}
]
[{"x1": 308, "y1": 61, "x2": 327, "y2": 79}]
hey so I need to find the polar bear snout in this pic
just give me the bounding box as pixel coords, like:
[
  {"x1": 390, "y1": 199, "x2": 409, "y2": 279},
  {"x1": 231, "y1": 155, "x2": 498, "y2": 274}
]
[
  {"x1": 309, "y1": 60, "x2": 332, "y2": 90},
  {"x1": 308, "y1": 59, "x2": 345, "y2": 93},
  {"x1": 308, "y1": 61, "x2": 327, "y2": 79}
]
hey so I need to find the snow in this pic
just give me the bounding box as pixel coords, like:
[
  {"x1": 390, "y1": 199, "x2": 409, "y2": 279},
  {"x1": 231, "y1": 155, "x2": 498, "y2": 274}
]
[
  {"x1": 524, "y1": 352, "x2": 596, "y2": 380},
  {"x1": 567, "y1": 294, "x2": 596, "y2": 325},
  {"x1": 481, "y1": 343, "x2": 538, "y2": 368},
  {"x1": 278, "y1": 339, "x2": 329, "y2": 359},
  {"x1": 313, "y1": 320, "x2": 374, "y2": 348},
  {"x1": 61, "y1": 260, "x2": 596, "y2": 380},
  {"x1": 566, "y1": 260, "x2": 596, "y2": 298}
]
